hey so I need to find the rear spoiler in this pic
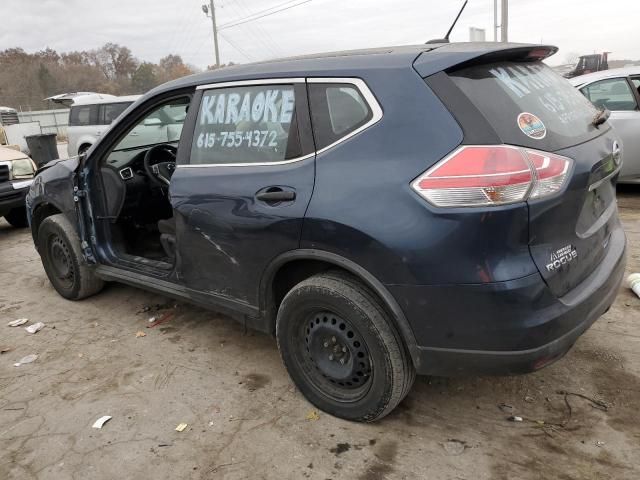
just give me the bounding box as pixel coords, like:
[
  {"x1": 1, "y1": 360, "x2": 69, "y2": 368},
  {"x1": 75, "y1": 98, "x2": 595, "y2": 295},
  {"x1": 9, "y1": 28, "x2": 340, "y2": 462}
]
[{"x1": 413, "y1": 43, "x2": 558, "y2": 78}]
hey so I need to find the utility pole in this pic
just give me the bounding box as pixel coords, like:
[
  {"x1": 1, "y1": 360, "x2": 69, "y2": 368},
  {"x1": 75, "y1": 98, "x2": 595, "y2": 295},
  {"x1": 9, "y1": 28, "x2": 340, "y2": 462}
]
[
  {"x1": 202, "y1": 1, "x2": 221, "y2": 67},
  {"x1": 500, "y1": 0, "x2": 509, "y2": 42}
]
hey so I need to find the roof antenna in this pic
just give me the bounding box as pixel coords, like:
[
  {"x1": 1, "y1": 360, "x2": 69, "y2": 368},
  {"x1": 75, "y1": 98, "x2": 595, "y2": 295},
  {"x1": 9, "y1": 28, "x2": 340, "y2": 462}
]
[{"x1": 426, "y1": 0, "x2": 469, "y2": 44}]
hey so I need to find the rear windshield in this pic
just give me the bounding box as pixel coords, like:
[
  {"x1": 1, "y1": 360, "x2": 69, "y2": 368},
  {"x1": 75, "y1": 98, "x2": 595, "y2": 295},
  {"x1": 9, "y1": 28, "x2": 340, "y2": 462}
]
[{"x1": 449, "y1": 61, "x2": 606, "y2": 151}]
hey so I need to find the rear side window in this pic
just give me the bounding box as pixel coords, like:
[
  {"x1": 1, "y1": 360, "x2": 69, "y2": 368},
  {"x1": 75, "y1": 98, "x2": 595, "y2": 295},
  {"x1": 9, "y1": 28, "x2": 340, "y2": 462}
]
[
  {"x1": 309, "y1": 83, "x2": 373, "y2": 150},
  {"x1": 449, "y1": 61, "x2": 603, "y2": 151},
  {"x1": 69, "y1": 105, "x2": 95, "y2": 126},
  {"x1": 190, "y1": 84, "x2": 301, "y2": 165},
  {"x1": 580, "y1": 78, "x2": 638, "y2": 111},
  {"x1": 100, "y1": 102, "x2": 131, "y2": 125}
]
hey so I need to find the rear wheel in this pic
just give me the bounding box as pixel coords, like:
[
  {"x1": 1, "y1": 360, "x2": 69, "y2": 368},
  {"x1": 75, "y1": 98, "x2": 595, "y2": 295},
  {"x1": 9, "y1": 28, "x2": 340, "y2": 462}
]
[
  {"x1": 276, "y1": 272, "x2": 415, "y2": 422},
  {"x1": 38, "y1": 214, "x2": 104, "y2": 300},
  {"x1": 4, "y1": 207, "x2": 29, "y2": 228}
]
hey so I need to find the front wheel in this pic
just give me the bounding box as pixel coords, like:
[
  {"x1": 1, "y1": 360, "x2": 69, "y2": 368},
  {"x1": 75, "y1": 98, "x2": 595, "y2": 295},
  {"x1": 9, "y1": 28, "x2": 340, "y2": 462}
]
[
  {"x1": 4, "y1": 207, "x2": 29, "y2": 228},
  {"x1": 276, "y1": 272, "x2": 415, "y2": 422},
  {"x1": 38, "y1": 214, "x2": 104, "y2": 300}
]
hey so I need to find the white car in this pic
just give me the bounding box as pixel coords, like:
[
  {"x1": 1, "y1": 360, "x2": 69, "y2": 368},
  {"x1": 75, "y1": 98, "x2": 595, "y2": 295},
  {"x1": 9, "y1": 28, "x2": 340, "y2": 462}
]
[
  {"x1": 570, "y1": 67, "x2": 640, "y2": 184},
  {"x1": 0, "y1": 146, "x2": 37, "y2": 227},
  {"x1": 65, "y1": 94, "x2": 140, "y2": 156}
]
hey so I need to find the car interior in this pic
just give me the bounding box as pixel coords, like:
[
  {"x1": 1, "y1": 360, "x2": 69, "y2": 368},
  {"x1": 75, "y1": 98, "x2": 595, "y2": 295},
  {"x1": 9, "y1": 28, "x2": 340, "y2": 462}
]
[{"x1": 96, "y1": 97, "x2": 190, "y2": 269}]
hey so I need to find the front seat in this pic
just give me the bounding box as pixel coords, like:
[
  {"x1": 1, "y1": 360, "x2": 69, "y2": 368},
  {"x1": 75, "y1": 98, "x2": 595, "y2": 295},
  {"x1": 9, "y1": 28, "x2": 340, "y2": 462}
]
[{"x1": 158, "y1": 217, "x2": 176, "y2": 261}]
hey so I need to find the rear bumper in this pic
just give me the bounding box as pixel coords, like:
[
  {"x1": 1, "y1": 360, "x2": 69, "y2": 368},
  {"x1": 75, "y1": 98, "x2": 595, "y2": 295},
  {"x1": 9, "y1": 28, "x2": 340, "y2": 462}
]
[
  {"x1": 389, "y1": 225, "x2": 626, "y2": 376},
  {"x1": 0, "y1": 181, "x2": 31, "y2": 216}
]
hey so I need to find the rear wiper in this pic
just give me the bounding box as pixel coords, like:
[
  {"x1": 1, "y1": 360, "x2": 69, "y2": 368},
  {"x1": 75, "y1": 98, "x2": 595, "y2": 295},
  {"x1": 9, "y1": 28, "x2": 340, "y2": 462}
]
[{"x1": 592, "y1": 109, "x2": 610, "y2": 128}]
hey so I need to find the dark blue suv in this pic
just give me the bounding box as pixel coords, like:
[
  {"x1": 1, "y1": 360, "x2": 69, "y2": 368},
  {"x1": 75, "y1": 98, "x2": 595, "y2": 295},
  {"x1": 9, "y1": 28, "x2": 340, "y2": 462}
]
[{"x1": 26, "y1": 43, "x2": 626, "y2": 422}]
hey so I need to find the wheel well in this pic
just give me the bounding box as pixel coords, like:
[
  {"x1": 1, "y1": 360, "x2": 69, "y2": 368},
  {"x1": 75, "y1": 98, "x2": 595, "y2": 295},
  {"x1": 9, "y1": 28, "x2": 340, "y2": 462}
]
[
  {"x1": 263, "y1": 253, "x2": 420, "y2": 369},
  {"x1": 267, "y1": 259, "x2": 390, "y2": 335},
  {"x1": 31, "y1": 203, "x2": 62, "y2": 244},
  {"x1": 271, "y1": 259, "x2": 336, "y2": 313},
  {"x1": 78, "y1": 143, "x2": 91, "y2": 153}
]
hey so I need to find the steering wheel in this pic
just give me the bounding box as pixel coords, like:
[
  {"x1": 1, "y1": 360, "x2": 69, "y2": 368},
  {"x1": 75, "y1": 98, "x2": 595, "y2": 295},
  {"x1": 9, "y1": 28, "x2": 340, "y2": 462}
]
[{"x1": 144, "y1": 144, "x2": 177, "y2": 187}]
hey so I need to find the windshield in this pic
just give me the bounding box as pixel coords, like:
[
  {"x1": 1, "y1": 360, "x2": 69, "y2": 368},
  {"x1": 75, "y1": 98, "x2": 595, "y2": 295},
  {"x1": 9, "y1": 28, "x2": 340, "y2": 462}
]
[
  {"x1": 104, "y1": 98, "x2": 189, "y2": 169},
  {"x1": 450, "y1": 61, "x2": 606, "y2": 151}
]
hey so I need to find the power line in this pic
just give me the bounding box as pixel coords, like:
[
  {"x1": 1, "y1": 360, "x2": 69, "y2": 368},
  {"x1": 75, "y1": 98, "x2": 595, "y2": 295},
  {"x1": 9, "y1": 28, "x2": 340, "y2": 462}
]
[
  {"x1": 219, "y1": 0, "x2": 313, "y2": 30},
  {"x1": 225, "y1": 0, "x2": 280, "y2": 58},
  {"x1": 233, "y1": 0, "x2": 283, "y2": 57},
  {"x1": 219, "y1": 0, "x2": 304, "y2": 27},
  {"x1": 218, "y1": 31, "x2": 254, "y2": 61}
]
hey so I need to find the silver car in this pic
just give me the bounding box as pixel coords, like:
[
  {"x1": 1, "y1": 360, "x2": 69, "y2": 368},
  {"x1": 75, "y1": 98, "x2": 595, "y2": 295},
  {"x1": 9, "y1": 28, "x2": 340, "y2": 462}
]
[{"x1": 570, "y1": 67, "x2": 640, "y2": 184}]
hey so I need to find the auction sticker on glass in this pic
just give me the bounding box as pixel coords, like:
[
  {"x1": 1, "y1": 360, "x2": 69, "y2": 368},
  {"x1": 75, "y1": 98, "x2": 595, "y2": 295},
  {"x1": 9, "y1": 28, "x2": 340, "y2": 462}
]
[{"x1": 517, "y1": 112, "x2": 547, "y2": 140}]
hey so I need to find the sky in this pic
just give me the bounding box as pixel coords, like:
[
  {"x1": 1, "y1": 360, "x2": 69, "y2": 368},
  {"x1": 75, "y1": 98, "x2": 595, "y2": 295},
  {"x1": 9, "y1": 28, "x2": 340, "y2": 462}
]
[{"x1": 3, "y1": 0, "x2": 640, "y2": 68}]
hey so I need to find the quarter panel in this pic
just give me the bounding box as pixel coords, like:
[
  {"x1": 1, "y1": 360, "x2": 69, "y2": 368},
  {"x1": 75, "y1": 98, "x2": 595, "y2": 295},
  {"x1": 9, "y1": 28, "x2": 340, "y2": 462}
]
[{"x1": 301, "y1": 68, "x2": 536, "y2": 285}]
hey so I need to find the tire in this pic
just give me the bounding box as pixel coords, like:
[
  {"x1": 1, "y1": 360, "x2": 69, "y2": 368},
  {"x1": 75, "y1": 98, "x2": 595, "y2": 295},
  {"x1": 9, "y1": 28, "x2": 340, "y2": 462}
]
[
  {"x1": 4, "y1": 207, "x2": 29, "y2": 228},
  {"x1": 276, "y1": 271, "x2": 415, "y2": 422},
  {"x1": 37, "y1": 214, "x2": 104, "y2": 300}
]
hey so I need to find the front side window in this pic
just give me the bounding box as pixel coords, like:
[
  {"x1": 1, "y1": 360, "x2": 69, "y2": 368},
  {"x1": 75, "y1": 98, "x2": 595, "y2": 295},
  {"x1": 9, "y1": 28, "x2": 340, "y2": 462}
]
[
  {"x1": 190, "y1": 84, "x2": 301, "y2": 165},
  {"x1": 581, "y1": 78, "x2": 638, "y2": 111},
  {"x1": 69, "y1": 105, "x2": 93, "y2": 126},
  {"x1": 309, "y1": 83, "x2": 373, "y2": 150}
]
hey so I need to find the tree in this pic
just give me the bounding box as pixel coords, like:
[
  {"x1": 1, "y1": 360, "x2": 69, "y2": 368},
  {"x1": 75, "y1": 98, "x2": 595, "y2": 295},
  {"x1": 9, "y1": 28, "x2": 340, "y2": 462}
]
[
  {"x1": 0, "y1": 44, "x2": 210, "y2": 110},
  {"x1": 157, "y1": 54, "x2": 194, "y2": 83},
  {"x1": 131, "y1": 62, "x2": 158, "y2": 93},
  {"x1": 37, "y1": 64, "x2": 57, "y2": 97},
  {"x1": 89, "y1": 43, "x2": 138, "y2": 80}
]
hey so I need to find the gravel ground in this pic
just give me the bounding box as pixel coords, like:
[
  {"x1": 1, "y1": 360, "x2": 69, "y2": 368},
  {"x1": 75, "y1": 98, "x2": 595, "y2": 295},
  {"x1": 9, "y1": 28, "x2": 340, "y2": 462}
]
[{"x1": 0, "y1": 188, "x2": 639, "y2": 480}]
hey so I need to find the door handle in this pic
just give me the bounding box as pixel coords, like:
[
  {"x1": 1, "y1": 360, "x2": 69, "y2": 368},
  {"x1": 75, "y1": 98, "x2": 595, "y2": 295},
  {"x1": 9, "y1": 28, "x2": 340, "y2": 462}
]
[{"x1": 255, "y1": 187, "x2": 296, "y2": 203}]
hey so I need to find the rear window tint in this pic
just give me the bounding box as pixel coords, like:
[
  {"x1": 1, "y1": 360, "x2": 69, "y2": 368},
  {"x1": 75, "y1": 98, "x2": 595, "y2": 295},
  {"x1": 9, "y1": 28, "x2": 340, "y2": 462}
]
[
  {"x1": 190, "y1": 84, "x2": 301, "y2": 165},
  {"x1": 69, "y1": 105, "x2": 93, "y2": 126},
  {"x1": 100, "y1": 102, "x2": 131, "y2": 125},
  {"x1": 449, "y1": 61, "x2": 604, "y2": 151},
  {"x1": 309, "y1": 83, "x2": 373, "y2": 150}
]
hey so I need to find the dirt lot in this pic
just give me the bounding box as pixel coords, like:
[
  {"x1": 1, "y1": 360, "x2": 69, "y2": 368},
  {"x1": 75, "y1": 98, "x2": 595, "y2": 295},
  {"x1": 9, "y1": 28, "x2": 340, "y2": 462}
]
[{"x1": 1, "y1": 190, "x2": 639, "y2": 480}]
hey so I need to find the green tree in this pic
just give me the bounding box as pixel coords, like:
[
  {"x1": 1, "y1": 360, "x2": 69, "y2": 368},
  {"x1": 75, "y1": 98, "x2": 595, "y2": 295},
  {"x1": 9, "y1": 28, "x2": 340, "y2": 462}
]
[{"x1": 131, "y1": 62, "x2": 158, "y2": 93}]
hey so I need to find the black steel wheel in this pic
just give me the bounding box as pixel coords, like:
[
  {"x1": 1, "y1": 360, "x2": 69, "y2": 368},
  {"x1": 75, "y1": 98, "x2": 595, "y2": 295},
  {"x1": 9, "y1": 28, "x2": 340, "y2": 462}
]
[
  {"x1": 38, "y1": 214, "x2": 104, "y2": 300},
  {"x1": 301, "y1": 311, "x2": 373, "y2": 402},
  {"x1": 276, "y1": 271, "x2": 415, "y2": 422},
  {"x1": 47, "y1": 234, "x2": 75, "y2": 291}
]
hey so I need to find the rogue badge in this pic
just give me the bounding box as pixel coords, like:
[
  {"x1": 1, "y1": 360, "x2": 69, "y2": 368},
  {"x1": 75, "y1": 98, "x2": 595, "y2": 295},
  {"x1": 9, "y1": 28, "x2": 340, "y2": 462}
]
[{"x1": 546, "y1": 245, "x2": 578, "y2": 272}]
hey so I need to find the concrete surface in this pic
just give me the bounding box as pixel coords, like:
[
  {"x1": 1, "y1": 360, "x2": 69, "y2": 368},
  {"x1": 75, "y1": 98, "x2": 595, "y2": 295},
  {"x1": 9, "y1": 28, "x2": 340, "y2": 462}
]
[{"x1": 1, "y1": 189, "x2": 639, "y2": 480}]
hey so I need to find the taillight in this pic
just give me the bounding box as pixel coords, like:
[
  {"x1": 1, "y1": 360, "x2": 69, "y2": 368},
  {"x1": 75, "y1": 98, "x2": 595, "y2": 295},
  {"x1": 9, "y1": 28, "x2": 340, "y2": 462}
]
[
  {"x1": 411, "y1": 145, "x2": 572, "y2": 207},
  {"x1": 525, "y1": 149, "x2": 571, "y2": 199}
]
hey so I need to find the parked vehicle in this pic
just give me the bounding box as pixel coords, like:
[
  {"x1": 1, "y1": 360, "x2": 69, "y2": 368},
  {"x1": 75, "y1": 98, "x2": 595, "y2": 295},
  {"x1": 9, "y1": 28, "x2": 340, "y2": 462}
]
[
  {"x1": 570, "y1": 67, "x2": 640, "y2": 184},
  {"x1": 26, "y1": 43, "x2": 626, "y2": 421},
  {"x1": 564, "y1": 52, "x2": 610, "y2": 78},
  {"x1": 0, "y1": 146, "x2": 37, "y2": 227},
  {"x1": 64, "y1": 94, "x2": 140, "y2": 156}
]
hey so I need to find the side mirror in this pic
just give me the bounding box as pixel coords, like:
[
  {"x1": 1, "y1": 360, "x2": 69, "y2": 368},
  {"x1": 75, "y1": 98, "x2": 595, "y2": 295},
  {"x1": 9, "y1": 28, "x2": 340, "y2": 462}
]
[{"x1": 143, "y1": 117, "x2": 162, "y2": 127}]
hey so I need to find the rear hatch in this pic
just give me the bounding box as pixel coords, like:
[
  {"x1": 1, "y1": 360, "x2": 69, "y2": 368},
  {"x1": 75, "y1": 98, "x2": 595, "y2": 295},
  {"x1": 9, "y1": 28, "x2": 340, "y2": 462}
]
[{"x1": 447, "y1": 59, "x2": 621, "y2": 297}]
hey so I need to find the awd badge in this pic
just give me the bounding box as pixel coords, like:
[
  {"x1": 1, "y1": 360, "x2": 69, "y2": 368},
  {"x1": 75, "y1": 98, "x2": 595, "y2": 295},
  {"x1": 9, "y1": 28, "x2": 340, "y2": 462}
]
[{"x1": 546, "y1": 245, "x2": 578, "y2": 272}]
